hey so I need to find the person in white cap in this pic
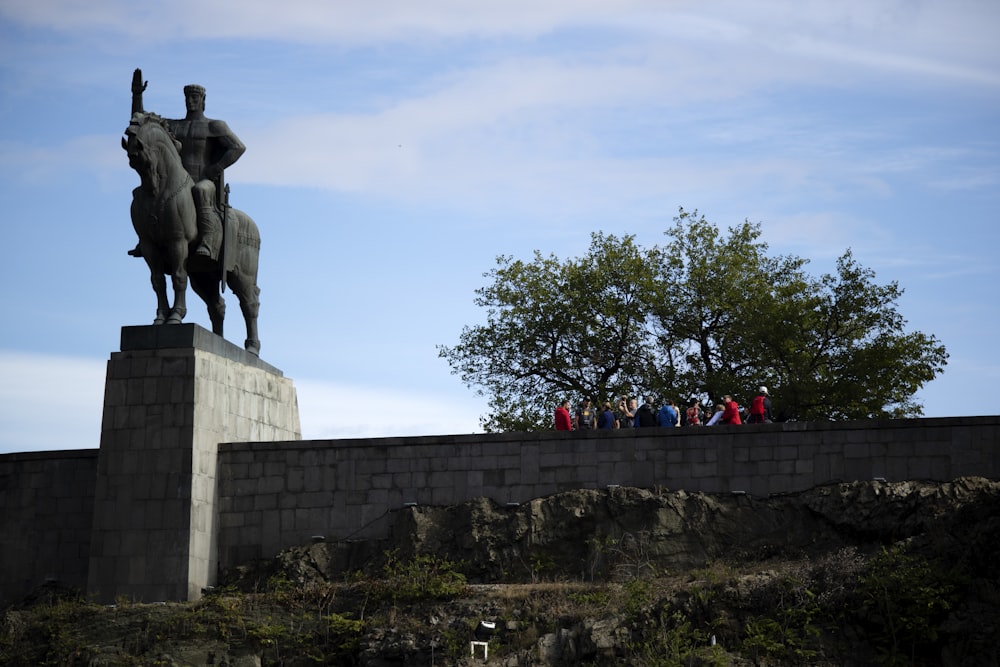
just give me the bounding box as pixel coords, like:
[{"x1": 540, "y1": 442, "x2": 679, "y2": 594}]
[{"x1": 748, "y1": 386, "x2": 773, "y2": 423}]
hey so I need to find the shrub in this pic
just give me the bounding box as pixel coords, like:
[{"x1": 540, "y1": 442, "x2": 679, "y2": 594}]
[
  {"x1": 856, "y1": 543, "x2": 962, "y2": 665},
  {"x1": 372, "y1": 551, "x2": 468, "y2": 604}
]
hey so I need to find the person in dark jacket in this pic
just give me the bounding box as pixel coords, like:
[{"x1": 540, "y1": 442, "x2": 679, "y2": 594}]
[
  {"x1": 635, "y1": 397, "x2": 659, "y2": 427},
  {"x1": 574, "y1": 397, "x2": 597, "y2": 430}
]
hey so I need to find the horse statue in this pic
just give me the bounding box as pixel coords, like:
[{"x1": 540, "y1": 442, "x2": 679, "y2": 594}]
[{"x1": 122, "y1": 112, "x2": 262, "y2": 355}]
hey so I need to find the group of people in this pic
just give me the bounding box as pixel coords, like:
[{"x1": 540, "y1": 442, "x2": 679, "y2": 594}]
[{"x1": 554, "y1": 386, "x2": 773, "y2": 430}]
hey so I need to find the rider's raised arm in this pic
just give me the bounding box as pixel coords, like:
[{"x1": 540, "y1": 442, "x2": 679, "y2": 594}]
[{"x1": 131, "y1": 68, "x2": 147, "y2": 116}]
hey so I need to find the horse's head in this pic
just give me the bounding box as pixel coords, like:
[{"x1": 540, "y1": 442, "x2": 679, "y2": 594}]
[{"x1": 122, "y1": 112, "x2": 182, "y2": 178}]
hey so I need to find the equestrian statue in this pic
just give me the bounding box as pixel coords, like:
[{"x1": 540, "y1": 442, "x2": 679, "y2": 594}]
[{"x1": 123, "y1": 68, "x2": 262, "y2": 355}]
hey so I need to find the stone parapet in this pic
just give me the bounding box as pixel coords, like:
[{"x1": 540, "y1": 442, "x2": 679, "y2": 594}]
[{"x1": 215, "y1": 416, "x2": 999, "y2": 570}]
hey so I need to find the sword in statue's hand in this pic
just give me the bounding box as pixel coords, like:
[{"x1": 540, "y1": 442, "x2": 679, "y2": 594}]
[{"x1": 220, "y1": 182, "x2": 229, "y2": 293}]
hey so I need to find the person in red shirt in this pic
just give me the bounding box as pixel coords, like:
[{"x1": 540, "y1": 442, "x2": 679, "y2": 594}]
[
  {"x1": 747, "y1": 386, "x2": 773, "y2": 423},
  {"x1": 554, "y1": 399, "x2": 572, "y2": 431},
  {"x1": 685, "y1": 398, "x2": 702, "y2": 426},
  {"x1": 721, "y1": 395, "x2": 742, "y2": 425}
]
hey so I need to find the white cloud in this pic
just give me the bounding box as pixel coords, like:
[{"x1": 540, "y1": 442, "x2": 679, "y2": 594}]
[
  {"x1": 648, "y1": 1, "x2": 1000, "y2": 86},
  {"x1": 0, "y1": 351, "x2": 487, "y2": 455},
  {"x1": 760, "y1": 211, "x2": 872, "y2": 260},
  {"x1": 0, "y1": 136, "x2": 128, "y2": 188},
  {"x1": 0, "y1": 351, "x2": 105, "y2": 453},
  {"x1": 1, "y1": 0, "x2": 677, "y2": 43},
  {"x1": 238, "y1": 55, "x2": 659, "y2": 182},
  {"x1": 5, "y1": 0, "x2": 997, "y2": 88},
  {"x1": 295, "y1": 378, "x2": 484, "y2": 440}
]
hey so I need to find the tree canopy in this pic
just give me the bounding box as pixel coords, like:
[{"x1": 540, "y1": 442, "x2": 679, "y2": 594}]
[{"x1": 438, "y1": 209, "x2": 948, "y2": 431}]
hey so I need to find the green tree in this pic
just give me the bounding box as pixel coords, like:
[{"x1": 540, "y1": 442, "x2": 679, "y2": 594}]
[
  {"x1": 440, "y1": 209, "x2": 947, "y2": 430},
  {"x1": 647, "y1": 209, "x2": 812, "y2": 407},
  {"x1": 762, "y1": 251, "x2": 949, "y2": 420},
  {"x1": 649, "y1": 209, "x2": 947, "y2": 420},
  {"x1": 438, "y1": 232, "x2": 657, "y2": 431}
]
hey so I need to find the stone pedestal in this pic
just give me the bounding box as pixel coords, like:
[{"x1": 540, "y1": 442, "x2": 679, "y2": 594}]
[{"x1": 87, "y1": 324, "x2": 300, "y2": 603}]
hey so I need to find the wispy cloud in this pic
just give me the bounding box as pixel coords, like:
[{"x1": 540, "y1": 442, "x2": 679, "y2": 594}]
[
  {"x1": 0, "y1": 351, "x2": 487, "y2": 454},
  {"x1": 296, "y1": 378, "x2": 484, "y2": 440},
  {"x1": 0, "y1": 136, "x2": 127, "y2": 188},
  {"x1": 1, "y1": 1, "x2": 677, "y2": 42},
  {"x1": 5, "y1": 0, "x2": 997, "y2": 86},
  {"x1": 0, "y1": 351, "x2": 105, "y2": 453}
]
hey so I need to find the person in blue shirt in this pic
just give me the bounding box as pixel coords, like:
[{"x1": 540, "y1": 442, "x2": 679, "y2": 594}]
[
  {"x1": 658, "y1": 399, "x2": 679, "y2": 427},
  {"x1": 597, "y1": 401, "x2": 617, "y2": 429}
]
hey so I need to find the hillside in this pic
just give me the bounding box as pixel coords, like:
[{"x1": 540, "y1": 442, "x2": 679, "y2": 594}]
[{"x1": 3, "y1": 477, "x2": 998, "y2": 666}]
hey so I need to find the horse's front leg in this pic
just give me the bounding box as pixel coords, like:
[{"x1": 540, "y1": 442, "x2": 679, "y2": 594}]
[
  {"x1": 151, "y1": 273, "x2": 170, "y2": 325},
  {"x1": 162, "y1": 240, "x2": 190, "y2": 325},
  {"x1": 167, "y1": 271, "x2": 189, "y2": 324}
]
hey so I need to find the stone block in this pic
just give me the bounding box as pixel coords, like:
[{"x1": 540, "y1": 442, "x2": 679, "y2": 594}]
[
  {"x1": 595, "y1": 462, "x2": 616, "y2": 485},
  {"x1": 258, "y1": 475, "x2": 284, "y2": 495},
  {"x1": 539, "y1": 452, "x2": 566, "y2": 467},
  {"x1": 261, "y1": 511, "x2": 281, "y2": 547},
  {"x1": 632, "y1": 461, "x2": 656, "y2": 487},
  {"x1": 843, "y1": 459, "x2": 872, "y2": 481},
  {"x1": 430, "y1": 487, "x2": 454, "y2": 505},
  {"x1": 607, "y1": 462, "x2": 629, "y2": 483},
  {"x1": 775, "y1": 460, "x2": 796, "y2": 475},
  {"x1": 88, "y1": 325, "x2": 300, "y2": 604},
  {"x1": 253, "y1": 494, "x2": 278, "y2": 511},
  {"x1": 292, "y1": 507, "x2": 312, "y2": 530},
  {"x1": 299, "y1": 491, "x2": 333, "y2": 508},
  {"x1": 552, "y1": 465, "x2": 577, "y2": 483},
  {"x1": 366, "y1": 488, "x2": 390, "y2": 505},
  {"x1": 909, "y1": 456, "x2": 950, "y2": 480},
  {"x1": 690, "y1": 462, "x2": 717, "y2": 478},
  {"x1": 844, "y1": 443, "x2": 869, "y2": 459},
  {"x1": 482, "y1": 468, "x2": 505, "y2": 487},
  {"x1": 775, "y1": 446, "x2": 797, "y2": 460}
]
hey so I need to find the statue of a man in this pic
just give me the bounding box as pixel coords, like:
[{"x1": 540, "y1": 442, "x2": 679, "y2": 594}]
[{"x1": 129, "y1": 70, "x2": 246, "y2": 259}]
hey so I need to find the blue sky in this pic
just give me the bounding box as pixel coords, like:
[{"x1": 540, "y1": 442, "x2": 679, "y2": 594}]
[{"x1": 1, "y1": 1, "x2": 998, "y2": 453}]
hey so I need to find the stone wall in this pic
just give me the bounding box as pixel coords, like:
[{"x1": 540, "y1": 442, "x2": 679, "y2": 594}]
[
  {"x1": 0, "y1": 449, "x2": 98, "y2": 603},
  {"x1": 215, "y1": 416, "x2": 999, "y2": 571},
  {"x1": 1, "y1": 414, "x2": 996, "y2": 606}
]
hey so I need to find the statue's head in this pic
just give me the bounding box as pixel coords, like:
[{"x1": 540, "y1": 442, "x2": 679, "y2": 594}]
[{"x1": 183, "y1": 84, "x2": 206, "y2": 112}]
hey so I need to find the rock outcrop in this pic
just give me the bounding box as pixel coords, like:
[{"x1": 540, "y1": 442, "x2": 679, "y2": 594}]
[
  {"x1": 211, "y1": 477, "x2": 999, "y2": 666},
  {"x1": 237, "y1": 476, "x2": 999, "y2": 587}
]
